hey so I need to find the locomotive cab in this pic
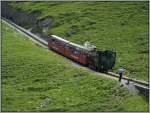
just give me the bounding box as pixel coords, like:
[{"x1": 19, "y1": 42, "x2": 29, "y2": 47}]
[
  {"x1": 88, "y1": 50, "x2": 116, "y2": 72},
  {"x1": 98, "y1": 50, "x2": 116, "y2": 71}
]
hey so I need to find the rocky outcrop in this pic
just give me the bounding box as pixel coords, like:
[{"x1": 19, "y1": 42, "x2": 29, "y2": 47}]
[
  {"x1": 2, "y1": 2, "x2": 53, "y2": 40},
  {"x1": 38, "y1": 16, "x2": 53, "y2": 28},
  {"x1": 2, "y1": 2, "x2": 40, "y2": 28},
  {"x1": 32, "y1": 16, "x2": 54, "y2": 39}
]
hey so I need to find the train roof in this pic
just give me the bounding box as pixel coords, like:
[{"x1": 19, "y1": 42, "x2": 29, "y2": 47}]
[
  {"x1": 51, "y1": 35, "x2": 95, "y2": 52},
  {"x1": 68, "y1": 42, "x2": 97, "y2": 51},
  {"x1": 51, "y1": 35, "x2": 69, "y2": 43},
  {"x1": 51, "y1": 35, "x2": 87, "y2": 50},
  {"x1": 68, "y1": 42, "x2": 88, "y2": 50}
]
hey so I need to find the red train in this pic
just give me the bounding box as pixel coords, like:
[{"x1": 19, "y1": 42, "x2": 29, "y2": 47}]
[{"x1": 48, "y1": 35, "x2": 116, "y2": 72}]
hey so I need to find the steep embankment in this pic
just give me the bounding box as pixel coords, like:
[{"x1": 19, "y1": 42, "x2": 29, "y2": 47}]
[
  {"x1": 1, "y1": 1, "x2": 148, "y2": 81},
  {"x1": 2, "y1": 22, "x2": 148, "y2": 111}
]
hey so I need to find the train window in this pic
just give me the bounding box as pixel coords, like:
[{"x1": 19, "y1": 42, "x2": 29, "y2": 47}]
[
  {"x1": 48, "y1": 38, "x2": 54, "y2": 42},
  {"x1": 75, "y1": 47, "x2": 80, "y2": 51},
  {"x1": 65, "y1": 45, "x2": 69, "y2": 49},
  {"x1": 65, "y1": 44, "x2": 80, "y2": 53},
  {"x1": 74, "y1": 50, "x2": 80, "y2": 55},
  {"x1": 73, "y1": 47, "x2": 80, "y2": 54},
  {"x1": 59, "y1": 41, "x2": 65, "y2": 47},
  {"x1": 70, "y1": 47, "x2": 75, "y2": 52},
  {"x1": 55, "y1": 40, "x2": 59, "y2": 44},
  {"x1": 52, "y1": 39, "x2": 56, "y2": 42},
  {"x1": 66, "y1": 45, "x2": 71, "y2": 50},
  {"x1": 69, "y1": 46, "x2": 73, "y2": 51}
]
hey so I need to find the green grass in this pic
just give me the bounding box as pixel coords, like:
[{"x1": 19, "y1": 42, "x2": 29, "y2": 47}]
[
  {"x1": 8, "y1": 1, "x2": 149, "y2": 81},
  {"x1": 1, "y1": 21, "x2": 148, "y2": 112}
]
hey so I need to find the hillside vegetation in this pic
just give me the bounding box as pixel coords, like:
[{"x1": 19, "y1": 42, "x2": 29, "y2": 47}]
[
  {"x1": 1, "y1": 22, "x2": 148, "y2": 112},
  {"x1": 2, "y1": 1, "x2": 149, "y2": 81}
]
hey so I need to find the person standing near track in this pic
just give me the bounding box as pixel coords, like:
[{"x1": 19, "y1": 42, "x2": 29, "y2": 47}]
[{"x1": 118, "y1": 66, "x2": 124, "y2": 82}]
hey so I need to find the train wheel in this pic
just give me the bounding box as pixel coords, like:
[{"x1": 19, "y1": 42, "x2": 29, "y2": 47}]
[{"x1": 89, "y1": 64, "x2": 95, "y2": 70}]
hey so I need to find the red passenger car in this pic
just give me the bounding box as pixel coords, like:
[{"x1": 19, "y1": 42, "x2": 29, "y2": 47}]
[
  {"x1": 64, "y1": 42, "x2": 89, "y2": 65},
  {"x1": 48, "y1": 35, "x2": 69, "y2": 55},
  {"x1": 48, "y1": 35, "x2": 89, "y2": 65}
]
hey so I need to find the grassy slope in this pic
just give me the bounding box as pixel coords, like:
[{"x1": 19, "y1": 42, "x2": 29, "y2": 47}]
[
  {"x1": 1, "y1": 21, "x2": 148, "y2": 112},
  {"x1": 10, "y1": 1, "x2": 149, "y2": 81}
]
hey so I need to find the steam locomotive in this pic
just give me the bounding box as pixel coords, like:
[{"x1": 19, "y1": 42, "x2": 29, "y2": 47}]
[{"x1": 48, "y1": 35, "x2": 116, "y2": 72}]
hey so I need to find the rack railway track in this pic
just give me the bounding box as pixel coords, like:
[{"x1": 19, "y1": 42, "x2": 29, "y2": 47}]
[{"x1": 2, "y1": 17, "x2": 149, "y2": 97}]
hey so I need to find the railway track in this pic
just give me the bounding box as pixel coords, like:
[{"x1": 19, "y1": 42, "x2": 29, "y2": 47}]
[{"x1": 2, "y1": 17, "x2": 149, "y2": 97}]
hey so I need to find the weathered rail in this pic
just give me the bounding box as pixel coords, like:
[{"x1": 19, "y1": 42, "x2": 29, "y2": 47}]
[
  {"x1": 2, "y1": 17, "x2": 48, "y2": 47},
  {"x1": 107, "y1": 72, "x2": 149, "y2": 87},
  {"x1": 2, "y1": 17, "x2": 149, "y2": 97}
]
